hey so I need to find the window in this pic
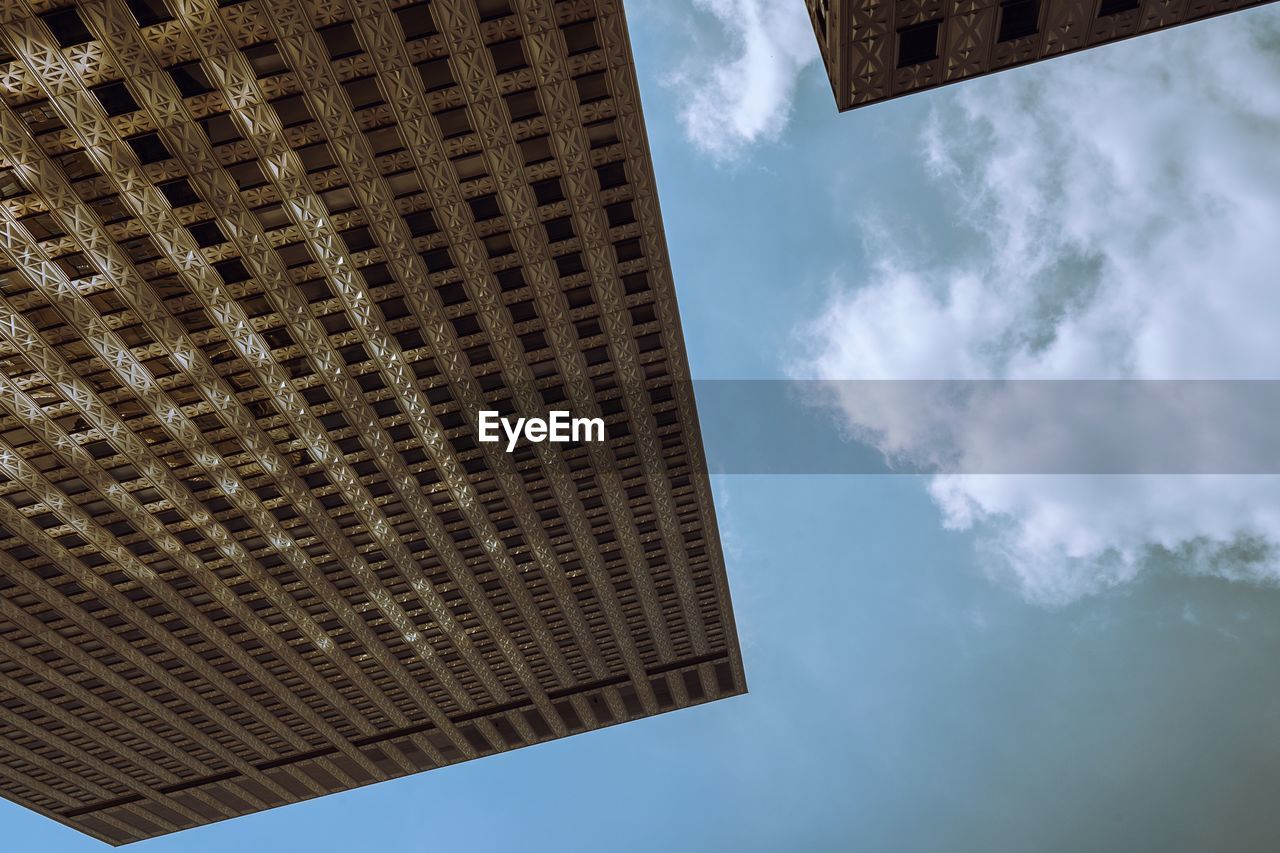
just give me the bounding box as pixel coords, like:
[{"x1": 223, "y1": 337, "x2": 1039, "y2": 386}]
[
  {"x1": 0, "y1": 170, "x2": 27, "y2": 200},
  {"x1": 897, "y1": 20, "x2": 940, "y2": 67},
  {"x1": 1097, "y1": 0, "x2": 1140, "y2": 14},
  {"x1": 213, "y1": 258, "x2": 251, "y2": 284},
  {"x1": 158, "y1": 177, "x2": 201, "y2": 207},
  {"x1": 244, "y1": 43, "x2": 288, "y2": 77},
  {"x1": 126, "y1": 0, "x2": 172, "y2": 26},
  {"x1": 476, "y1": 0, "x2": 511, "y2": 20},
  {"x1": 544, "y1": 217, "x2": 574, "y2": 243},
  {"x1": 998, "y1": 0, "x2": 1039, "y2": 41},
  {"x1": 168, "y1": 61, "x2": 214, "y2": 97},
  {"x1": 519, "y1": 135, "x2": 553, "y2": 165},
  {"x1": 200, "y1": 113, "x2": 242, "y2": 145},
  {"x1": 595, "y1": 161, "x2": 626, "y2": 190},
  {"x1": 340, "y1": 226, "x2": 377, "y2": 253},
  {"x1": 55, "y1": 253, "x2": 96, "y2": 280},
  {"x1": 574, "y1": 71, "x2": 609, "y2": 104},
  {"x1": 188, "y1": 221, "x2": 225, "y2": 248},
  {"x1": 562, "y1": 21, "x2": 599, "y2": 54},
  {"x1": 41, "y1": 8, "x2": 93, "y2": 48},
  {"x1": 605, "y1": 201, "x2": 635, "y2": 228},
  {"x1": 418, "y1": 58, "x2": 455, "y2": 91},
  {"x1": 297, "y1": 143, "x2": 335, "y2": 172},
  {"x1": 127, "y1": 132, "x2": 171, "y2": 164},
  {"x1": 585, "y1": 119, "x2": 618, "y2": 149},
  {"x1": 228, "y1": 160, "x2": 267, "y2": 190},
  {"x1": 20, "y1": 213, "x2": 64, "y2": 241},
  {"x1": 451, "y1": 153, "x2": 487, "y2": 181},
  {"x1": 614, "y1": 238, "x2": 642, "y2": 262},
  {"x1": 92, "y1": 82, "x2": 140, "y2": 117},
  {"x1": 396, "y1": 3, "x2": 437, "y2": 40},
  {"x1": 405, "y1": 210, "x2": 439, "y2": 236},
  {"x1": 532, "y1": 178, "x2": 564, "y2": 206},
  {"x1": 422, "y1": 248, "x2": 454, "y2": 272},
  {"x1": 320, "y1": 23, "x2": 362, "y2": 59},
  {"x1": 343, "y1": 77, "x2": 384, "y2": 110},
  {"x1": 467, "y1": 194, "x2": 502, "y2": 222},
  {"x1": 435, "y1": 106, "x2": 472, "y2": 138},
  {"x1": 270, "y1": 94, "x2": 312, "y2": 127},
  {"x1": 488, "y1": 40, "x2": 527, "y2": 73},
  {"x1": 503, "y1": 90, "x2": 541, "y2": 121}
]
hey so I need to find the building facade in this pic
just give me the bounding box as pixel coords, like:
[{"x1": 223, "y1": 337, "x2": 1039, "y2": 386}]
[
  {"x1": 805, "y1": 0, "x2": 1276, "y2": 109},
  {"x1": 0, "y1": 0, "x2": 743, "y2": 844}
]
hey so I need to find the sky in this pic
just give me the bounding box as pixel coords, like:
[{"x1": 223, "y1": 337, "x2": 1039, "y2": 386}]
[{"x1": 8, "y1": 2, "x2": 1280, "y2": 850}]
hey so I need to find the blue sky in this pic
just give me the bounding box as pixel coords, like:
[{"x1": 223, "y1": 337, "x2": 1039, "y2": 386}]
[{"x1": 9, "y1": 2, "x2": 1280, "y2": 850}]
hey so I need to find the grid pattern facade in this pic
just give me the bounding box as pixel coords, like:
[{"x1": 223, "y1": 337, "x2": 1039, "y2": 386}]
[
  {"x1": 0, "y1": 0, "x2": 744, "y2": 844},
  {"x1": 805, "y1": 0, "x2": 1277, "y2": 109}
]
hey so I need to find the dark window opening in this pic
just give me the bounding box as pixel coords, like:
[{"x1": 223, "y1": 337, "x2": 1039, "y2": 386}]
[
  {"x1": 297, "y1": 143, "x2": 335, "y2": 172},
  {"x1": 532, "y1": 178, "x2": 565, "y2": 206},
  {"x1": 1097, "y1": 0, "x2": 1140, "y2": 14},
  {"x1": 92, "y1": 82, "x2": 140, "y2": 117},
  {"x1": 213, "y1": 258, "x2": 251, "y2": 284},
  {"x1": 574, "y1": 71, "x2": 609, "y2": 104},
  {"x1": 562, "y1": 20, "x2": 599, "y2": 54},
  {"x1": 489, "y1": 39, "x2": 527, "y2": 73},
  {"x1": 468, "y1": 194, "x2": 502, "y2": 222},
  {"x1": 244, "y1": 42, "x2": 288, "y2": 77},
  {"x1": 188, "y1": 221, "x2": 225, "y2": 248},
  {"x1": 321, "y1": 23, "x2": 362, "y2": 59},
  {"x1": 422, "y1": 248, "x2": 454, "y2": 272},
  {"x1": 158, "y1": 177, "x2": 200, "y2": 207},
  {"x1": 55, "y1": 253, "x2": 95, "y2": 280},
  {"x1": 21, "y1": 213, "x2": 64, "y2": 241},
  {"x1": 998, "y1": 0, "x2": 1040, "y2": 41},
  {"x1": 127, "y1": 132, "x2": 172, "y2": 164},
  {"x1": 476, "y1": 0, "x2": 511, "y2": 20},
  {"x1": 519, "y1": 135, "x2": 554, "y2": 165},
  {"x1": 504, "y1": 90, "x2": 541, "y2": 121},
  {"x1": 200, "y1": 113, "x2": 242, "y2": 145},
  {"x1": 495, "y1": 268, "x2": 525, "y2": 292},
  {"x1": 897, "y1": 20, "x2": 940, "y2": 67},
  {"x1": 126, "y1": 0, "x2": 173, "y2": 26},
  {"x1": 555, "y1": 252, "x2": 585, "y2": 278},
  {"x1": 41, "y1": 8, "x2": 94, "y2": 48},
  {"x1": 168, "y1": 61, "x2": 214, "y2": 97},
  {"x1": 614, "y1": 238, "x2": 643, "y2": 263},
  {"x1": 228, "y1": 160, "x2": 267, "y2": 190},
  {"x1": 340, "y1": 226, "x2": 377, "y2": 253},
  {"x1": 605, "y1": 201, "x2": 635, "y2": 228},
  {"x1": 343, "y1": 77, "x2": 384, "y2": 109},
  {"x1": 396, "y1": 3, "x2": 437, "y2": 39},
  {"x1": 595, "y1": 161, "x2": 626, "y2": 190},
  {"x1": 270, "y1": 94, "x2": 312, "y2": 127},
  {"x1": 585, "y1": 119, "x2": 618, "y2": 149},
  {"x1": 544, "y1": 216, "x2": 575, "y2": 243},
  {"x1": 418, "y1": 58, "x2": 454, "y2": 91},
  {"x1": 435, "y1": 106, "x2": 473, "y2": 138},
  {"x1": 405, "y1": 209, "x2": 439, "y2": 236}
]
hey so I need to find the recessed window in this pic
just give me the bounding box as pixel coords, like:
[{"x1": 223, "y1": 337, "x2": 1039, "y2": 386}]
[
  {"x1": 320, "y1": 187, "x2": 355, "y2": 214},
  {"x1": 605, "y1": 201, "x2": 635, "y2": 227},
  {"x1": 405, "y1": 210, "x2": 439, "y2": 236},
  {"x1": 476, "y1": 0, "x2": 511, "y2": 20},
  {"x1": 489, "y1": 40, "x2": 527, "y2": 73},
  {"x1": 1097, "y1": 0, "x2": 1140, "y2": 14},
  {"x1": 0, "y1": 170, "x2": 27, "y2": 200},
  {"x1": 158, "y1": 177, "x2": 201, "y2": 208},
  {"x1": 127, "y1": 132, "x2": 171, "y2": 164},
  {"x1": 998, "y1": 0, "x2": 1040, "y2": 41},
  {"x1": 418, "y1": 58, "x2": 454, "y2": 91},
  {"x1": 340, "y1": 226, "x2": 377, "y2": 253},
  {"x1": 896, "y1": 20, "x2": 940, "y2": 67},
  {"x1": 396, "y1": 3, "x2": 437, "y2": 40},
  {"x1": 595, "y1": 161, "x2": 626, "y2": 190},
  {"x1": 555, "y1": 252, "x2": 584, "y2": 278},
  {"x1": 614, "y1": 238, "x2": 642, "y2": 263},
  {"x1": 20, "y1": 213, "x2": 64, "y2": 241},
  {"x1": 228, "y1": 160, "x2": 267, "y2": 190},
  {"x1": 451, "y1": 152, "x2": 487, "y2": 181},
  {"x1": 125, "y1": 0, "x2": 173, "y2": 26},
  {"x1": 532, "y1": 178, "x2": 565, "y2": 206},
  {"x1": 200, "y1": 113, "x2": 242, "y2": 145},
  {"x1": 484, "y1": 233, "x2": 514, "y2": 257},
  {"x1": 503, "y1": 90, "x2": 541, "y2": 121},
  {"x1": 468, "y1": 194, "x2": 502, "y2": 222},
  {"x1": 213, "y1": 258, "x2": 251, "y2": 284},
  {"x1": 55, "y1": 252, "x2": 96, "y2": 280},
  {"x1": 92, "y1": 82, "x2": 140, "y2": 117},
  {"x1": 543, "y1": 216, "x2": 574, "y2": 243},
  {"x1": 343, "y1": 77, "x2": 383, "y2": 110},
  {"x1": 435, "y1": 106, "x2": 472, "y2": 138},
  {"x1": 244, "y1": 42, "x2": 288, "y2": 77},
  {"x1": 562, "y1": 21, "x2": 599, "y2": 55},
  {"x1": 422, "y1": 248, "x2": 454, "y2": 273},
  {"x1": 585, "y1": 119, "x2": 618, "y2": 149},
  {"x1": 298, "y1": 143, "x2": 336, "y2": 172},
  {"x1": 270, "y1": 94, "x2": 312, "y2": 127},
  {"x1": 168, "y1": 61, "x2": 214, "y2": 97},
  {"x1": 519, "y1": 135, "x2": 553, "y2": 165},
  {"x1": 495, "y1": 268, "x2": 525, "y2": 292},
  {"x1": 321, "y1": 23, "x2": 362, "y2": 59},
  {"x1": 41, "y1": 8, "x2": 94, "y2": 48},
  {"x1": 188, "y1": 221, "x2": 225, "y2": 247},
  {"x1": 574, "y1": 71, "x2": 609, "y2": 104}
]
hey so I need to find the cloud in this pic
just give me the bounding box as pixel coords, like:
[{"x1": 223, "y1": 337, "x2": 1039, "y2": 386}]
[
  {"x1": 663, "y1": 0, "x2": 820, "y2": 161},
  {"x1": 799, "y1": 10, "x2": 1280, "y2": 603}
]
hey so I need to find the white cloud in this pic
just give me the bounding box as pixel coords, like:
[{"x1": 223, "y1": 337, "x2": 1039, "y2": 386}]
[
  {"x1": 664, "y1": 0, "x2": 819, "y2": 161},
  {"x1": 799, "y1": 11, "x2": 1280, "y2": 603}
]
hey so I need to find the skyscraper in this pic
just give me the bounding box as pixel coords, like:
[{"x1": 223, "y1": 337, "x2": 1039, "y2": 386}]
[
  {"x1": 0, "y1": 0, "x2": 744, "y2": 843},
  {"x1": 805, "y1": 0, "x2": 1275, "y2": 109}
]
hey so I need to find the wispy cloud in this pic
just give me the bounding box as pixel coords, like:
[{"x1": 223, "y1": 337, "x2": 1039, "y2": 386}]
[
  {"x1": 663, "y1": 0, "x2": 819, "y2": 162},
  {"x1": 798, "y1": 11, "x2": 1280, "y2": 603}
]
